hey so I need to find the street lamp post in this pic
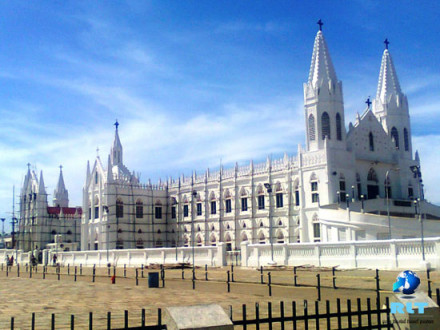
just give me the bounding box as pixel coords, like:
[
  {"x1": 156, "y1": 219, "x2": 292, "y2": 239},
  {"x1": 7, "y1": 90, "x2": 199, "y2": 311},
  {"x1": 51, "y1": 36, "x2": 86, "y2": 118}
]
[
  {"x1": 410, "y1": 165, "x2": 425, "y2": 262},
  {"x1": 385, "y1": 171, "x2": 391, "y2": 240},
  {"x1": 191, "y1": 190, "x2": 197, "y2": 289},
  {"x1": 385, "y1": 168, "x2": 399, "y2": 240},
  {"x1": 264, "y1": 183, "x2": 276, "y2": 265},
  {"x1": 360, "y1": 195, "x2": 365, "y2": 213},
  {"x1": 336, "y1": 191, "x2": 340, "y2": 204},
  {"x1": 345, "y1": 194, "x2": 350, "y2": 208},
  {"x1": 0, "y1": 218, "x2": 5, "y2": 248},
  {"x1": 103, "y1": 206, "x2": 109, "y2": 265}
]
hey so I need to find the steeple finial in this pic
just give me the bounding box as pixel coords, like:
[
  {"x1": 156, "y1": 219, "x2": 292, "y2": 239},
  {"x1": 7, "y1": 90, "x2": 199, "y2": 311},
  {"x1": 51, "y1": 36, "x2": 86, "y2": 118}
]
[
  {"x1": 317, "y1": 19, "x2": 323, "y2": 31},
  {"x1": 27, "y1": 163, "x2": 31, "y2": 170},
  {"x1": 59, "y1": 165, "x2": 63, "y2": 172},
  {"x1": 366, "y1": 97, "x2": 372, "y2": 109},
  {"x1": 114, "y1": 119, "x2": 119, "y2": 130},
  {"x1": 384, "y1": 38, "x2": 390, "y2": 50}
]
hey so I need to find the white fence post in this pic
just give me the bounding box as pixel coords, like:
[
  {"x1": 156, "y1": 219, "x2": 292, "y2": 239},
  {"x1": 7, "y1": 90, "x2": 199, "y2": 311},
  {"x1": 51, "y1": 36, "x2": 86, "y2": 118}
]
[
  {"x1": 241, "y1": 241, "x2": 249, "y2": 267},
  {"x1": 217, "y1": 243, "x2": 226, "y2": 266}
]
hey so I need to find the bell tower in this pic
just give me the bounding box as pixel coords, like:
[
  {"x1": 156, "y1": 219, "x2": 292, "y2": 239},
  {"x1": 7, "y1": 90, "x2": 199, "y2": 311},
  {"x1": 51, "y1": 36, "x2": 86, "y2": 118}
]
[{"x1": 304, "y1": 20, "x2": 346, "y2": 152}]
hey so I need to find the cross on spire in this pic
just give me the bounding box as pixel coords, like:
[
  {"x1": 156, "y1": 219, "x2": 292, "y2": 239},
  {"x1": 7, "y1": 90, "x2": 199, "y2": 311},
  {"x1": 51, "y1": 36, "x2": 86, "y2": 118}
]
[
  {"x1": 317, "y1": 19, "x2": 323, "y2": 31},
  {"x1": 96, "y1": 147, "x2": 100, "y2": 157},
  {"x1": 59, "y1": 165, "x2": 63, "y2": 171},
  {"x1": 114, "y1": 119, "x2": 119, "y2": 130},
  {"x1": 27, "y1": 163, "x2": 31, "y2": 170},
  {"x1": 384, "y1": 38, "x2": 390, "y2": 50},
  {"x1": 366, "y1": 97, "x2": 372, "y2": 109}
]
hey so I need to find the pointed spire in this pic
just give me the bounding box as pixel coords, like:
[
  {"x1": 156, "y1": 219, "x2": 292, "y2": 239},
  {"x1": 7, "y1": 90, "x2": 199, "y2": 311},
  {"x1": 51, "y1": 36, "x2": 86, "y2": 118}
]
[
  {"x1": 376, "y1": 44, "x2": 402, "y2": 104},
  {"x1": 86, "y1": 160, "x2": 91, "y2": 183},
  {"x1": 308, "y1": 27, "x2": 337, "y2": 88},
  {"x1": 107, "y1": 155, "x2": 113, "y2": 183},
  {"x1": 110, "y1": 120, "x2": 123, "y2": 166},
  {"x1": 53, "y1": 165, "x2": 69, "y2": 207},
  {"x1": 415, "y1": 150, "x2": 420, "y2": 162},
  {"x1": 38, "y1": 171, "x2": 46, "y2": 195},
  {"x1": 22, "y1": 163, "x2": 31, "y2": 191},
  {"x1": 57, "y1": 165, "x2": 66, "y2": 192}
]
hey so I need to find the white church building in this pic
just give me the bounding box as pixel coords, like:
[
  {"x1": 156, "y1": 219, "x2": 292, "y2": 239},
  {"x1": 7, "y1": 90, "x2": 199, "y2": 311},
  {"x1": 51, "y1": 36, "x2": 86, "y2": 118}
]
[
  {"x1": 81, "y1": 25, "x2": 440, "y2": 253},
  {"x1": 18, "y1": 166, "x2": 82, "y2": 253}
]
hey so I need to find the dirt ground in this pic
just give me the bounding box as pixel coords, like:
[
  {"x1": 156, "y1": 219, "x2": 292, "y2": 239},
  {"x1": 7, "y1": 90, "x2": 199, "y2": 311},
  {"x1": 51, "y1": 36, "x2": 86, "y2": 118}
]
[{"x1": 0, "y1": 265, "x2": 437, "y2": 329}]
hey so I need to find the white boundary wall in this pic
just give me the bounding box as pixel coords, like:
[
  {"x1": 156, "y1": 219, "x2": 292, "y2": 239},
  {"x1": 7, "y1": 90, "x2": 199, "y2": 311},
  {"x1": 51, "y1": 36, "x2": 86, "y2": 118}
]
[
  {"x1": 1, "y1": 238, "x2": 439, "y2": 270},
  {"x1": 242, "y1": 237, "x2": 440, "y2": 270}
]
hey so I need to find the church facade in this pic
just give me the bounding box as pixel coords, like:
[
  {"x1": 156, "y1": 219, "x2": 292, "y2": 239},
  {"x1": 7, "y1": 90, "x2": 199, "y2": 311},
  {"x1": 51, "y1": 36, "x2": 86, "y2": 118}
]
[
  {"x1": 81, "y1": 27, "x2": 440, "y2": 252},
  {"x1": 18, "y1": 166, "x2": 81, "y2": 252}
]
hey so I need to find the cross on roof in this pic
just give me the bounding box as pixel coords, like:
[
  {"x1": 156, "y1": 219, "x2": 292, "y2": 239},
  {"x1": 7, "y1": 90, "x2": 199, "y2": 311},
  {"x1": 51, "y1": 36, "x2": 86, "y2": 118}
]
[
  {"x1": 366, "y1": 97, "x2": 372, "y2": 108},
  {"x1": 384, "y1": 38, "x2": 390, "y2": 50},
  {"x1": 96, "y1": 147, "x2": 100, "y2": 157},
  {"x1": 59, "y1": 165, "x2": 63, "y2": 171},
  {"x1": 317, "y1": 19, "x2": 323, "y2": 31},
  {"x1": 114, "y1": 119, "x2": 119, "y2": 130},
  {"x1": 27, "y1": 163, "x2": 31, "y2": 170}
]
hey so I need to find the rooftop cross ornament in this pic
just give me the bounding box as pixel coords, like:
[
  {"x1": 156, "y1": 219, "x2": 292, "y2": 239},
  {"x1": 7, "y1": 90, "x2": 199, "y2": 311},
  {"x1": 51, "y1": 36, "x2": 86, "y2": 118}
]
[
  {"x1": 366, "y1": 97, "x2": 372, "y2": 109},
  {"x1": 317, "y1": 19, "x2": 323, "y2": 31},
  {"x1": 59, "y1": 165, "x2": 63, "y2": 172},
  {"x1": 384, "y1": 38, "x2": 390, "y2": 50},
  {"x1": 96, "y1": 147, "x2": 100, "y2": 157},
  {"x1": 27, "y1": 163, "x2": 31, "y2": 170},
  {"x1": 114, "y1": 119, "x2": 119, "y2": 130}
]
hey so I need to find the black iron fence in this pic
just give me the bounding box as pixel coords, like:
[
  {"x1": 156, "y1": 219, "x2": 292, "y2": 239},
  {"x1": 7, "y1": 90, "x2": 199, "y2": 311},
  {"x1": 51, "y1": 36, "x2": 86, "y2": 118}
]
[{"x1": 6, "y1": 297, "x2": 399, "y2": 329}]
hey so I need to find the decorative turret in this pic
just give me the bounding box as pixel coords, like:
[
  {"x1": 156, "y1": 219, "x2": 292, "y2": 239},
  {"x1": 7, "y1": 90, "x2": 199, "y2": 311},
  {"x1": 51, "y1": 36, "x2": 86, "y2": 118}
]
[
  {"x1": 304, "y1": 20, "x2": 346, "y2": 152},
  {"x1": 53, "y1": 165, "x2": 69, "y2": 207},
  {"x1": 373, "y1": 39, "x2": 412, "y2": 158}
]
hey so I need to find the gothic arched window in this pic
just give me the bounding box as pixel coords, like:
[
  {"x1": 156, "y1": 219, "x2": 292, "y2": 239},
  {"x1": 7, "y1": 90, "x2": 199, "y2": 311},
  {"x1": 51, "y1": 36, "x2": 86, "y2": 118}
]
[
  {"x1": 116, "y1": 199, "x2": 124, "y2": 218},
  {"x1": 391, "y1": 127, "x2": 399, "y2": 149},
  {"x1": 308, "y1": 114, "x2": 316, "y2": 141},
  {"x1": 336, "y1": 113, "x2": 342, "y2": 141},
  {"x1": 321, "y1": 112, "x2": 330, "y2": 140},
  {"x1": 369, "y1": 132, "x2": 374, "y2": 151},
  {"x1": 367, "y1": 168, "x2": 378, "y2": 182},
  {"x1": 136, "y1": 200, "x2": 143, "y2": 218},
  {"x1": 404, "y1": 128, "x2": 409, "y2": 151}
]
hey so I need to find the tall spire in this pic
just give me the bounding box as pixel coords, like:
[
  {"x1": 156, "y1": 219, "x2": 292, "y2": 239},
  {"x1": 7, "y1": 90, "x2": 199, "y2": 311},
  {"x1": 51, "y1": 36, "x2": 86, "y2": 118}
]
[
  {"x1": 22, "y1": 163, "x2": 31, "y2": 192},
  {"x1": 307, "y1": 24, "x2": 338, "y2": 89},
  {"x1": 38, "y1": 171, "x2": 46, "y2": 195},
  {"x1": 53, "y1": 165, "x2": 69, "y2": 207},
  {"x1": 375, "y1": 44, "x2": 402, "y2": 104},
  {"x1": 110, "y1": 120, "x2": 123, "y2": 166},
  {"x1": 86, "y1": 160, "x2": 91, "y2": 184},
  {"x1": 107, "y1": 155, "x2": 113, "y2": 183}
]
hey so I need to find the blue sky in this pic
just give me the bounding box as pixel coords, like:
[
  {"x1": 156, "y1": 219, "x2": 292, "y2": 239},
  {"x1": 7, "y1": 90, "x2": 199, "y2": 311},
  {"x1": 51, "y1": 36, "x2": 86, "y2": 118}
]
[{"x1": 0, "y1": 1, "x2": 439, "y2": 231}]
